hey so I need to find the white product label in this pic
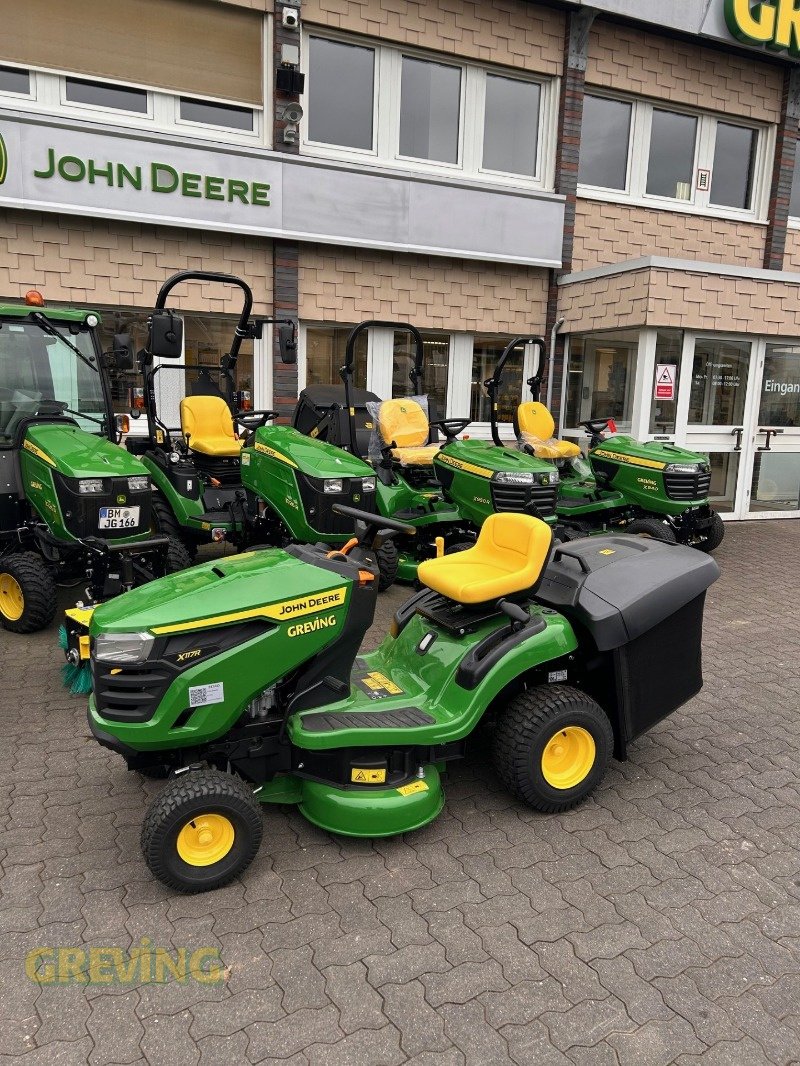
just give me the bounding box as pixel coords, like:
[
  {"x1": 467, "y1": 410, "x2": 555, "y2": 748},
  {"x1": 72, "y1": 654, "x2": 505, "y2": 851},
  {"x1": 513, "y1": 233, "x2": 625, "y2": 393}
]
[
  {"x1": 189, "y1": 682, "x2": 225, "y2": 707},
  {"x1": 241, "y1": 452, "x2": 251, "y2": 465},
  {"x1": 548, "y1": 669, "x2": 568, "y2": 683}
]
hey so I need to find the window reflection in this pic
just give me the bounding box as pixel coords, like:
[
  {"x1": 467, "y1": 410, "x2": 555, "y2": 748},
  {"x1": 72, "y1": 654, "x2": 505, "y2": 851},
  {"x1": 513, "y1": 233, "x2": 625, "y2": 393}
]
[{"x1": 565, "y1": 332, "x2": 639, "y2": 431}]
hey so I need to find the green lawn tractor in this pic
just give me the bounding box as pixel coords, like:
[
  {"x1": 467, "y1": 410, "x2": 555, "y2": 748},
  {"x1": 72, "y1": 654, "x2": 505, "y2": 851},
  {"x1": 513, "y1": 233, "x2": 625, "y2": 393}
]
[
  {"x1": 126, "y1": 270, "x2": 297, "y2": 556},
  {"x1": 290, "y1": 321, "x2": 561, "y2": 582},
  {"x1": 488, "y1": 339, "x2": 725, "y2": 551},
  {"x1": 0, "y1": 291, "x2": 187, "y2": 651},
  {"x1": 86, "y1": 504, "x2": 719, "y2": 893}
]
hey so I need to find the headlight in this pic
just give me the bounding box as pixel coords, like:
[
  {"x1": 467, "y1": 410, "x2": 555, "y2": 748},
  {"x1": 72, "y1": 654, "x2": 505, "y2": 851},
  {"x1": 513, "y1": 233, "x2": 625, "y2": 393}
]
[
  {"x1": 94, "y1": 631, "x2": 154, "y2": 663},
  {"x1": 362, "y1": 477, "x2": 376, "y2": 492},
  {"x1": 494, "y1": 472, "x2": 534, "y2": 485},
  {"x1": 665, "y1": 463, "x2": 699, "y2": 474},
  {"x1": 78, "y1": 478, "x2": 104, "y2": 494},
  {"x1": 323, "y1": 479, "x2": 343, "y2": 493},
  {"x1": 85, "y1": 313, "x2": 100, "y2": 328},
  {"x1": 127, "y1": 475, "x2": 150, "y2": 492},
  {"x1": 545, "y1": 471, "x2": 560, "y2": 485}
]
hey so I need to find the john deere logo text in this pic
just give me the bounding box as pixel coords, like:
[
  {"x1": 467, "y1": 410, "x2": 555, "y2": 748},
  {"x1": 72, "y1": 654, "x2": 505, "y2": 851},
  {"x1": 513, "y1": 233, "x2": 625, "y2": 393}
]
[
  {"x1": 0, "y1": 132, "x2": 7, "y2": 186},
  {"x1": 278, "y1": 591, "x2": 344, "y2": 617},
  {"x1": 725, "y1": 0, "x2": 800, "y2": 55},
  {"x1": 287, "y1": 615, "x2": 338, "y2": 638}
]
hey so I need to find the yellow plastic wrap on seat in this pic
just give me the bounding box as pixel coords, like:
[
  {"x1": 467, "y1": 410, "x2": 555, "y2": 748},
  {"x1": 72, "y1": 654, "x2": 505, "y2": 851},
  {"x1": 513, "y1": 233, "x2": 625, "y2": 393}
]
[
  {"x1": 515, "y1": 402, "x2": 581, "y2": 460},
  {"x1": 180, "y1": 396, "x2": 243, "y2": 456},
  {"x1": 391, "y1": 444, "x2": 441, "y2": 466},
  {"x1": 417, "y1": 513, "x2": 553, "y2": 604},
  {"x1": 376, "y1": 398, "x2": 440, "y2": 466}
]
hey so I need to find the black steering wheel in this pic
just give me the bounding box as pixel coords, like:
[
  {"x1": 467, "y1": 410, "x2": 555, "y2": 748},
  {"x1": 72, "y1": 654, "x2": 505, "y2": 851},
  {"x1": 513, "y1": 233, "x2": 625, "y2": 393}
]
[
  {"x1": 332, "y1": 503, "x2": 416, "y2": 549},
  {"x1": 580, "y1": 418, "x2": 613, "y2": 436},
  {"x1": 430, "y1": 417, "x2": 470, "y2": 442},
  {"x1": 235, "y1": 409, "x2": 278, "y2": 432}
]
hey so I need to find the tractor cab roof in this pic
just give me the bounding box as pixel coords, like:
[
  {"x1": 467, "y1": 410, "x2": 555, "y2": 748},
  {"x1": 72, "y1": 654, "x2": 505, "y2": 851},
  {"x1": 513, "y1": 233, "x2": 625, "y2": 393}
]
[{"x1": 0, "y1": 304, "x2": 101, "y2": 325}]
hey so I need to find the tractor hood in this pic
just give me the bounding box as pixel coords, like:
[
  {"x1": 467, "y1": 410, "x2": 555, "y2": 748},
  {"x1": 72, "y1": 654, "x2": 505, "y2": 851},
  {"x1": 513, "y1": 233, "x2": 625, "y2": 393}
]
[
  {"x1": 436, "y1": 438, "x2": 556, "y2": 476},
  {"x1": 592, "y1": 435, "x2": 709, "y2": 470},
  {"x1": 24, "y1": 423, "x2": 148, "y2": 479},
  {"x1": 90, "y1": 548, "x2": 350, "y2": 635},
  {"x1": 245, "y1": 425, "x2": 374, "y2": 478}
]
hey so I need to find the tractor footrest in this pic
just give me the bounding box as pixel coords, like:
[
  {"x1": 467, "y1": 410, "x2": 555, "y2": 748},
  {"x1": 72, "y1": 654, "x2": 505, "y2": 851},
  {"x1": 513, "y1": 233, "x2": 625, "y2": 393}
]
[
  {"x1": 557, "y1": 497, "x2": 597, "y2": 509},
  {"x1": 300, "y1": 707, "x2": 436, "y2": 733}
]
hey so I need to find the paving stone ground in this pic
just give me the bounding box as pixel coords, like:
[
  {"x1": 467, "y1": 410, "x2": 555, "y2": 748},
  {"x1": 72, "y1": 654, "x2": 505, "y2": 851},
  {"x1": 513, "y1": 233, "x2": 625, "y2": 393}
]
[{"x1": 1, "y1": 519, "x2": 799, "y2": 1065}]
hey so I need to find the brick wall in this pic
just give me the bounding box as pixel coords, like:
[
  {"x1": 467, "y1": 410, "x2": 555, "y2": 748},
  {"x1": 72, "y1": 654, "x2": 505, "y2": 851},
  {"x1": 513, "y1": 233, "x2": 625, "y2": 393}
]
[
  {"x1": 572, "y1": 200, "x2": 766, "y2": 272},
  {"x1": 302, "y1": 0, "x2": 564, "y2": 75},
  {"x1": 586, "y1": 19, "x2": 783, "y2": 123},
  {"x1": 298, "y1": 247, "x2": 548, "y2": 334},
  {"x1": 0, "y1": 209, "x2": 273, "y2": 314},
  {"x1": 558, "y1": 266, "x2": 800, "y2": 337}
]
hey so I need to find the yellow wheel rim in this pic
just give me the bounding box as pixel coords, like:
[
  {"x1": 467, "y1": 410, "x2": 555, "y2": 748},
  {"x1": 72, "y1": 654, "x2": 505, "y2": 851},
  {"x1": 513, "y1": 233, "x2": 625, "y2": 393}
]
[
  {"x1": 541, "y1": 726, "x2": 596, "y2": 790},
  {"x1": 176, "y1": 813, "x2": 235, "y2": 866},
  {"x1": 0, "y1": 574, "x2": 24, "y2": 622}
]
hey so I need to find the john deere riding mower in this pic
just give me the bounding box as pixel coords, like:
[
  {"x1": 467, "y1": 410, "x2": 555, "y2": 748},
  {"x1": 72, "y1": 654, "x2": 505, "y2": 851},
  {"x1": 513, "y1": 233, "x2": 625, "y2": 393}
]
[
  {"x1": 0, "y1": 290, "x2": 186, "y2": 649},
  {"x1": 86, "y1": 503, "x2": 719, "y2": 892},
  {"x1": 126, "y1": 270, "x2": 297, "y2": 555},
  {"x1": 290, "y1": 322, "x2": 561, "y2": 582},
  {"x1": 488, "y1": 338, "x2": 725, "y2": 551}
]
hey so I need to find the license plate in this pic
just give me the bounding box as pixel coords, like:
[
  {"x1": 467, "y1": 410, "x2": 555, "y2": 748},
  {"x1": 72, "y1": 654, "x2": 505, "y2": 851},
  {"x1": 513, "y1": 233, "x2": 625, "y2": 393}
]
[{"x1": 98, "y1": 506, "x2": 140, "y2": 530}]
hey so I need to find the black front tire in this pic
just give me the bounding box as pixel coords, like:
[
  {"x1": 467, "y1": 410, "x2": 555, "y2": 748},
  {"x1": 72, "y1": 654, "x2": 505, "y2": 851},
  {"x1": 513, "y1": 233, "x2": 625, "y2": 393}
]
[
  {"x1": 376, "y1": 540, "x2": 398, "y2": 591},
  {"x1": 0, "y1": 552, "x2": 57, "y2": 633},
  {"x1": 695, "y1": 510, "x2": 725, "y2": 553},
  {"x1": 141, "y1": 768, "x2": 263, "y2": 893},
  {"x1": 493, "y1": 685, "x2": 613, "y2": 813},
  {"x1": 624, "y1": 517, "x2": 677, "y2": 543}
]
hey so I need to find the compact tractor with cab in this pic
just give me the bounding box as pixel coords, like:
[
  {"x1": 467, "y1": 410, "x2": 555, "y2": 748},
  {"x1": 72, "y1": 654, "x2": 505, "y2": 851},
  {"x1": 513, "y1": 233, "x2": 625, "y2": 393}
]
[
  {"x1": 0, "y1": 291, "x2": 187, "y2": 638},
  {"x1": 86, "y1": 504, "x2": 719, "y2": 893},
  {"x1": 487, "y1": 338, "x2": 725, "y2": 551},
  {"x1": 126, "y1": 270, "x2": 297, "y2": 556}
]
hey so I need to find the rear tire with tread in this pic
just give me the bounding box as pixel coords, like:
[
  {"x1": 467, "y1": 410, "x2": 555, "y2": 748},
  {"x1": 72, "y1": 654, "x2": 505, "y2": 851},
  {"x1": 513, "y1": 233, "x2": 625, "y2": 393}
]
[
  {"x1": 141, "y1": 767, "x2": 263, "y2": 893},
  {"x1": 624, "y1": 517, "x2": 677, "y2": 543},
  {"x1": 492, "y1": 685, "x2": 613, "y2": 813},
  {"x1": 151, "y1": 495, "x2": 197, "y2": 559},
  {"x1": 0, "y1": 552, "x2": 57, "y2": 633},
  {"x1": 165, "y1": 537, "x2": 192, "y2": 575},
  {"x1": 376, "y1": 540, "x2": 398, "y2": 591}
]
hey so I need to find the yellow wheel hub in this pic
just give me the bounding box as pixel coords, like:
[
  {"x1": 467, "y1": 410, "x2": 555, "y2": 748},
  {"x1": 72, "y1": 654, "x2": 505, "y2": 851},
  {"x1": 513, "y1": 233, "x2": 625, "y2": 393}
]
[
  {"x1": 541, "y1": 726, "x2": 596, "y2": 790},
  {"x1": 176, "y1": 813, "x2": 235, "y2": 866},
  {"x1": 0, "y1": 574, "x2": 24, "y2": 622}
]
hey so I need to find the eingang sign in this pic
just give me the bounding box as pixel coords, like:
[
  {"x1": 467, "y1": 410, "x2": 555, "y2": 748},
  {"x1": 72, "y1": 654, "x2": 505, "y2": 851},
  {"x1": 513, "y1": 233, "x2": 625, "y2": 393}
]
[{"x1": 724, "y1": 0, "x2": 800, "y2": 56}]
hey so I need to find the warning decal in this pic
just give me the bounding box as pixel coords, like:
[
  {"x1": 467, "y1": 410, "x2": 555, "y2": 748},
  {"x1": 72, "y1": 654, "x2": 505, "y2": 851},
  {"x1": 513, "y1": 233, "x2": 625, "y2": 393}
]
[
  {"x1": 355, "y1": 671, "x2": 405, "y2": 699},
  {"x1": 655, "y1": 364, "x2": 676, "y2": 401},
  {"x1": 397, "y1": 780, "x2": 429, "y2": 796},
  {"x1": 351, "y1": 767, "x2": 387, "y2": 784}
]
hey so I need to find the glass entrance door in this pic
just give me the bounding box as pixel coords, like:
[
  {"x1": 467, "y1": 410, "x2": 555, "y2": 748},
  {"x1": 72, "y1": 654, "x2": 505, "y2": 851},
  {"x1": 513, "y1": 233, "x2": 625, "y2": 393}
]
[
  {"x1": 678, "y1": 335, "x2": 757, "y2": 516},
  {"x1": 746, "y1": 342, "x2": 800, "y2": 518}
]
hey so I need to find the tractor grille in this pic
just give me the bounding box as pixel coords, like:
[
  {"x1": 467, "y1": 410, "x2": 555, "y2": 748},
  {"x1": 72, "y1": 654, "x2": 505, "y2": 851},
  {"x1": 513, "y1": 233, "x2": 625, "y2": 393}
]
[
  {"x1": 664, "y1": 469, "x2": 712, "y2": 502},
  {"x1": 491, "y1": 482, "x2": 558, "y2": 519},
  {"x1": 92, "y1": 661, "x2": 175, "y2": 723},
  {"x1": 53, "y1": 473, "x2": 152, "y2": 541}
]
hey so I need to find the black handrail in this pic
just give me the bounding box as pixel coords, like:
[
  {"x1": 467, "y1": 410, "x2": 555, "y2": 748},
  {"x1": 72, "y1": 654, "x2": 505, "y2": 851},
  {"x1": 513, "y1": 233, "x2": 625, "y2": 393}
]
[{"x1": 484, "y1": 336, "x2": 546, "y2": 446}]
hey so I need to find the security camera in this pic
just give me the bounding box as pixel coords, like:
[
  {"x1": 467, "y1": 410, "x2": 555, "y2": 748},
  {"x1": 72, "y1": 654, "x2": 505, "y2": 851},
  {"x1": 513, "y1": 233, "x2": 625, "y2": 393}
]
[
  {"x1": 282, "y1": 7, "x2": 299, "y2": 29},
  {"x1": 281, "y1": 102, "x2": 304, "y2": 124}
]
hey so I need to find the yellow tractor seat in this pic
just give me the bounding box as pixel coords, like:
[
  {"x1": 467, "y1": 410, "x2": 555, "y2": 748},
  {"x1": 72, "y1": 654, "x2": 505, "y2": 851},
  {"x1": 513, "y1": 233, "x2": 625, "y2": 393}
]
[
  {"x1": 378, "y1": 398, "x2": 440, "y2": 466},
  {"x1": 417, "y1": 513, "x2": 553, "y2": 604},
  {"x1": 514, "y1": 402, "x2": 581, "y2": 460},
  {"x1": 180, "y1": 395, "x2": 243, "y2": 457}
]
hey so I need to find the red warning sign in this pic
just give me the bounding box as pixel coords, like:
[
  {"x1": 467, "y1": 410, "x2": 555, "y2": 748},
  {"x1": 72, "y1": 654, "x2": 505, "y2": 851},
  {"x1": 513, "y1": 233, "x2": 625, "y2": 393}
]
[{"x1": 655, "y1": 364, "x2": 676, "y2": 401}]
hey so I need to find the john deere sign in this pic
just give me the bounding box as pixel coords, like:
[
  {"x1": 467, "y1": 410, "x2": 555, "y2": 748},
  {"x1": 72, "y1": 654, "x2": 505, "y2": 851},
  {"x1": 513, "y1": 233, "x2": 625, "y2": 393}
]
[
  {"x1": 0, "y1": 113, "x2": 565, "y2": 269},
  {"x1": 0, "y1": 132, "x2": 7, "y2": 186},
  {"x1": 725, "y1": 0, "x2": 800, "y2": 55}
]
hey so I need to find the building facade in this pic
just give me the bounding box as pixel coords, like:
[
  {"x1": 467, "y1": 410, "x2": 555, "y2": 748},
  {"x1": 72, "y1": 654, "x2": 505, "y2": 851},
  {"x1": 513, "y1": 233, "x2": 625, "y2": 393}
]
[{"x1": 1, "y1": 0, "x2": 799, "y2": 520}]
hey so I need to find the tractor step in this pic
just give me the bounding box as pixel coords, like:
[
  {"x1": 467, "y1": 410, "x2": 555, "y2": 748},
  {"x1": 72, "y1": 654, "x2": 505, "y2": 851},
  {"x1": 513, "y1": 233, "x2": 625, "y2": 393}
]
[{"x1": 299, "y1": 707, "x2": 436, "y2": 733}]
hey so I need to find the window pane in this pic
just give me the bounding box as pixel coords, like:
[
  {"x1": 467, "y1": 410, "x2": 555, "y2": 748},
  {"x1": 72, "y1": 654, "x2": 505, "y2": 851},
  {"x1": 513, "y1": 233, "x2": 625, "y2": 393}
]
[
  {"x1": 0, "y1": 65, "x2": 30, "y2": 95},
  {"x1": 400, "y1": 57, "x2": 460, "y2": 164},
  {"x1": 750, "y1": 453, "x2": 800, "y2": 512},
  {"x1": 759, "y1": 343, "x2": 800, "y2": 426},
  {"x1": 579, "y1": 95, "x2": 631, "y2": 190},
  {"x1": 710, "y1": 123, "x2": 756, "y2": 210},
  {"x1": 708, "y1": 452, "x2": 739, "y2": 514},
  {"x1": 65, "y1": 77, "x2": 148, "y2": 114},
  {"x1": 564, "y1": 332, "x2": 639, "y2": 432},
  {"x1": 180, "y1": 98, "x2": 253, "y2": 131},
  {"x1": 307, "y1": 37, "x2": 374, "y2": 150},
  {"x1": 649, "y1": 330, "x2": 683, "y2": 435},
  {"x1": 688, "y1": 339, "x2": 750, "y2": 425},
  {"x1": 646, "y1": 109, "x2": 697, "y2": 200},
  {"x1": 305, "y1": 327, "x2": 367, "y2": 391},
  {"x1": 482, "y1": 75, "x2": 540, "y2": 177},
  {"x1": 470, "y1": 336, "x2": 520, "y2": 424},
  {"x1": 393, "y1": 332, "x2": 449, "y2": 418}
]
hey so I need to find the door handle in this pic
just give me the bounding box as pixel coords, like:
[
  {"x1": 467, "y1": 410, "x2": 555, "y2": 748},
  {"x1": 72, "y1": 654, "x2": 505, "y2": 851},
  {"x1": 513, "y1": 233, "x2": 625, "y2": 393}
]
[
  {"x1": 731, "y1": 427, "x2": 744, "y2": 452},
  {"x1": 758, "y1": 427, "x2": 785, "y2": 452}
]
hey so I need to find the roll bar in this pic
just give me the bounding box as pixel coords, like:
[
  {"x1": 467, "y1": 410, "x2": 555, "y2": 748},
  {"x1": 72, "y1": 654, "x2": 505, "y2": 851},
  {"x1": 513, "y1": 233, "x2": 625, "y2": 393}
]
[
  {"x1": 341, "y1": 320, "x2": 425, "y2": 454},
  {"x1": 484, "y1": 336, "x2": 546, "y2": 446}
]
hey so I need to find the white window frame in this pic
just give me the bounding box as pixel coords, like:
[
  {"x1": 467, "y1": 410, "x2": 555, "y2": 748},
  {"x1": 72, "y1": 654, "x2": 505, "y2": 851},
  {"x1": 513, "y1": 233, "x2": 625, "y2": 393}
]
[
  {"x1": 0, "y1": 62, "x2": 37, "y2": 103},
  {"x1": 578, "y1": 90, "x2": 772, "y2": 225},
  {"x1": 301, "y1": 28, "x2": 558, "y2": 192}
]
